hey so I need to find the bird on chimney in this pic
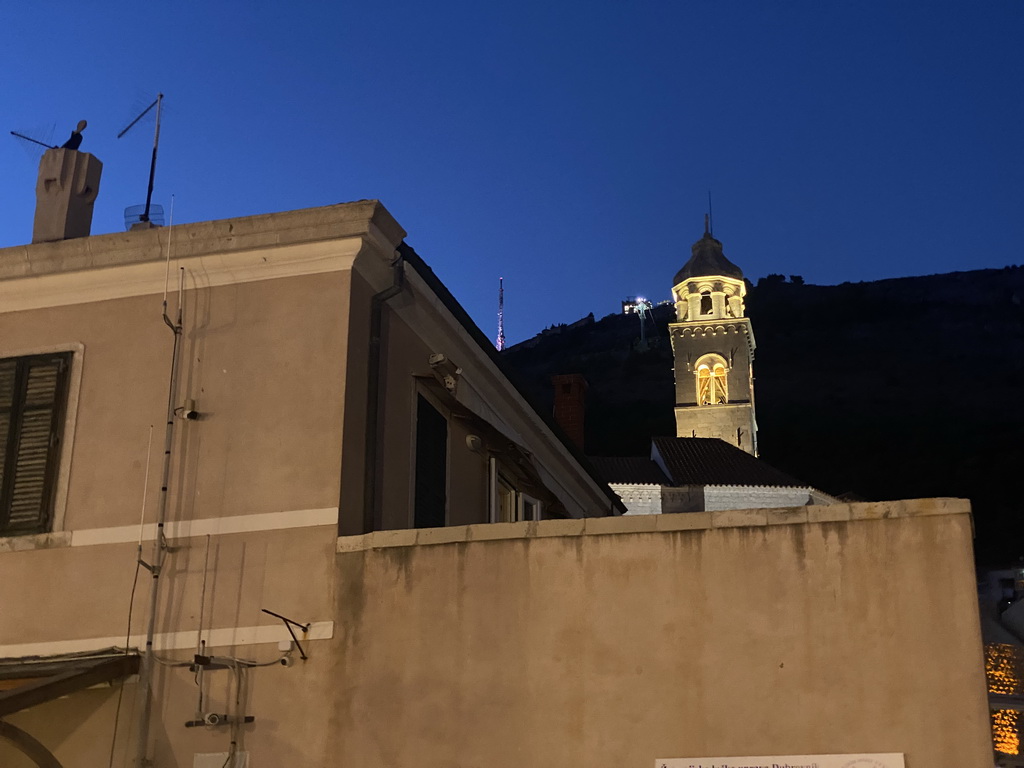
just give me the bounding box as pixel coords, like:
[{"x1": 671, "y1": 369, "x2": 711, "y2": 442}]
[{"x1": 60, "y1": 120, "x2": 87, "y2": 150}]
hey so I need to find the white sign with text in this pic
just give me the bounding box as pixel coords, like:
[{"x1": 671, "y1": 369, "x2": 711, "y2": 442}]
[{"x1": 656, "y1": 754, "x2": 905, "y2": 768}]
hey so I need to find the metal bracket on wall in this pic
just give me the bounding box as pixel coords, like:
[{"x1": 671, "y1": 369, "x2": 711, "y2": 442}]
[{"x1": 261, "y1": 609, "x2": 310, "y2": 660}]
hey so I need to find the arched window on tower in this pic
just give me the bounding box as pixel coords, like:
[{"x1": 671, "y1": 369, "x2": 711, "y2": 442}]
[
  {"x1": 696, "y1": 358, "x2": 728, "y2": 405},
  {"x1": 700, "y1": 292, "x2": 713, "y2": 315}
]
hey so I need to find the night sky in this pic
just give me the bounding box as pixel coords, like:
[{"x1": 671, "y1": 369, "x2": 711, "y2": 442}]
[{"x1": 2, "y1": 2, "x2": 1021, "y2": 343}]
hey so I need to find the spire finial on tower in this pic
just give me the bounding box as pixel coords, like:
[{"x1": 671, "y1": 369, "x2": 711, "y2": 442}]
[{"x1": 704, "y1": 213, "x2": 710, "y2": 236}]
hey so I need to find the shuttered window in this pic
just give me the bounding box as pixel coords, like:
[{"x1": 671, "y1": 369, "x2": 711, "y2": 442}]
[{"x1": 0, "y1": 353, "x2": 71, "y2": 535}]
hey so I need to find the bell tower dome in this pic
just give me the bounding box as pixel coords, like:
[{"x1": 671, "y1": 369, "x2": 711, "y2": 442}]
[{"x1": 669, "y1": 217, "x2": 757, "y2": 454}]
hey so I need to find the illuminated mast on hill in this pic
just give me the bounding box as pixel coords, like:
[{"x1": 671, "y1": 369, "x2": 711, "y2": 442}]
[{"x1": 496, "y1": 277, "x2": 506, "y2": 351}]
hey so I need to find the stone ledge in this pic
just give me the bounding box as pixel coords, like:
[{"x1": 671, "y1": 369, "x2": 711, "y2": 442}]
[
  {"x1": 0, "y1": 201, "x2": 403, "y2": 281},
  {"x1": 808, "y1": 505, "x2": 853, "y2": 524},
  {"x1": 766, "y1": 508, "x2": 809, "y2": 525},
  {"x1": 656, "y1": 511, "x2": 713, "y2": 531},
  {"x1": 0, "y1": 531, "x2": 73, "y2": 553},
  {"x1": 712, "y1": 508, "x2": 768, "y2": 528},
  {"x1": 335, "y1": 498, "x2": 972, "y2": 554}
]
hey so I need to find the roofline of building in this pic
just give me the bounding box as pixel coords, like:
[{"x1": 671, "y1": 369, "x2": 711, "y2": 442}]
[
  {"x1": 0, "y1": 200, "x2": 404, "y2": 281},
  {"x1": 0, "y1": 201, "x2": 625, "y2": 515},
  {"x1": 398, "y1": 242, "x2": 627, "y2": 515}
]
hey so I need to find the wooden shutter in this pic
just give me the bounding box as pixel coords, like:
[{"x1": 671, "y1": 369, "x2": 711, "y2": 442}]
[
  {"x1": 0, "y1": 360, "x2": 14, "y2": 513},
  {"x1": 0, "y1": 354, "x2": 70, "y2": 535}
]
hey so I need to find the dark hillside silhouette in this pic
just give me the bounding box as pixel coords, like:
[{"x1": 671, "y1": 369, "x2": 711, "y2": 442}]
[{"x1": 502, "y1": 267, "x2": 1024, "y2": 566}]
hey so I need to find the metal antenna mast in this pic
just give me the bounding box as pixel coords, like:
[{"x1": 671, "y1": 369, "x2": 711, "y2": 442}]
[
  {"x1": 9, "y1": 131, "x2": 53, "y2": 150},
  {"x1": 496, "y1": 278, "x2": 506, "y2": 351},
  {"x1": 118, "y1": 93, "x2": 164, "y2": 224},
  {"x1": 495, "y1": 278, "x2": 507, "y2": 354}
]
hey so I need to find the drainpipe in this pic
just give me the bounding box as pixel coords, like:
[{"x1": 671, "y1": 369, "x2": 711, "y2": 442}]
[{"x1": 362, "y1": 254, "x2": 404, "y2": 533}]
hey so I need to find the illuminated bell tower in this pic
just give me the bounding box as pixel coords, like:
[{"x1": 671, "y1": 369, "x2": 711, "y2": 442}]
[{"x1": 669, "y1": 217, "x2": 757, "y2": 454}]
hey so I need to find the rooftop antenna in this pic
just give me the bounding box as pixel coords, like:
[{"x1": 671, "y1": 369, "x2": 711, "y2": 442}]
[
  {"x1": 707, "y1": 190, "x2": 714, "y2": 236},
  {"x1": 117, "y1": 93, "x2": 164, "y2": 227},
  {"x1": 10, "y1": 120, "x2": 86, "y2": 156},
  {"x1": 9, "y1": 130, "x2": 54, "y2": 151},
  {"x1": 496, "y1": 277, "x2": 506, "y2": 351}
]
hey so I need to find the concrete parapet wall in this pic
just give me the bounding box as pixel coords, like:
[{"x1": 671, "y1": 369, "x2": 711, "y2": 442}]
[
  {"x1": 702, "y1": 484, "x2": 815, "y2": 511},
  {"x1": 337, "y1": 497, "x2": 973, "y2": 552},
  {"x1": 332, "y1": 497, "x2": 989, "y2": 767}
]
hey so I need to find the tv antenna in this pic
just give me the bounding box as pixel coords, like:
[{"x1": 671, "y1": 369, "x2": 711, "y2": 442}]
[
  {"x1": 496, "y1": 277, "x2": 506, "y2": 351},
  {"x1": 9, "y1": 129, "x2": 54, "y2": 151},
  {"x1": 10, "y1": 120, "x2": 87, "y2": 156},
  {"x1": 117, "y1": 94, "x2": 164, "y2": 227}
]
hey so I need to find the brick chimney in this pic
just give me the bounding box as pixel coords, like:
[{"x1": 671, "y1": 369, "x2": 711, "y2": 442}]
[
  {"x1": 32, "y1": 148, "x2": 102, "y2": 243},
  {"x1": 552, "y1": 374, "x2": 587, "y2": 451}
]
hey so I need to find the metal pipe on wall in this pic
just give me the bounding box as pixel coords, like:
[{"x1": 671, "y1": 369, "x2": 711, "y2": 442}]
[
  {"x1": 134, "y1": 267, "x2": 185, "y2": 767},
  {"x1": 362, "y1": 254, "x2": 405, "y2": 533}
]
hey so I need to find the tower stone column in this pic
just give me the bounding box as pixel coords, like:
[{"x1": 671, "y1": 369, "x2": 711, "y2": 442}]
[{"x1": 669, "y1": 223, "x2": 758, "y2": 454}]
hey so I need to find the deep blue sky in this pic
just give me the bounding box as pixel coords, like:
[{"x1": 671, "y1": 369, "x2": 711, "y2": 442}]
[{"x1": 2, "y1": 2, "x2": 1021, "y2": 343}]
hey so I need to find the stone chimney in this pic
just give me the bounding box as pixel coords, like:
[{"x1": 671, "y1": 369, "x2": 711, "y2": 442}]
[
  {"x1": 552, "y1": 373, "x2": 587, "y2": 451},
  {"x1": 32, "y1": 148, "x2": 102, "y2": 243}
]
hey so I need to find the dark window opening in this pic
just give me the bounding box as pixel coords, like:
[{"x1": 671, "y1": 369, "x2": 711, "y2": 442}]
[
  {"x1": 700, "y1": 293, "x2": 713, "y2": 314},
  {"x1": 0, "y1": 353, "x2": 72, "y2": 536},
  {"x1": 414, "y1": 394, "x2": 447, "y2": 529}
]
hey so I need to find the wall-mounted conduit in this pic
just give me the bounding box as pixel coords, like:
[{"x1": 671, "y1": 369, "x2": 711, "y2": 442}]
[{"x1": 134, "y1": 255, "x2": 185, "y2": 768}]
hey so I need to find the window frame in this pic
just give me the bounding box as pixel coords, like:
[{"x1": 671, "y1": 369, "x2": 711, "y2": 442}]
[
  {"x1": 489, "y1": 459, "x2": 543, "y2": 523},
  {"x1": 695, "y1": 354, "x2": 729, "y2": 406},
  {"x1": 0, "y1": 344, "x2": 83, "y2": 539},
  {"x1": 520, "y1": 493, "x2": 542, "y2": 522},
  {"x1": 412, "y1": 389, "x2": 450, "y2": 529}
]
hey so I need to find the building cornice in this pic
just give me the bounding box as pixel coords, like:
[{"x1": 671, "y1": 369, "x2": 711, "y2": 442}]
[
  {"x1": 670, "y1": 318, "x2": 756, "y2": 355},
  {"x1": 0, "y1": 201, "x2": 405, "y2": 312}
]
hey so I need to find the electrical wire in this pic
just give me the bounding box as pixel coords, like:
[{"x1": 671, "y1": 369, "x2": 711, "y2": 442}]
[
  {"x1": 221, "y1": 661, "x2": 245, "y2": 768},
  {"x1": 151, "y1": 650, "x2": 289, "y2": 668},
  {"x1": 107, "y1": 558, "x2": 142, "y2": 768},
  {"x1": 109, "y1": 425, "x2": 154, "y2": 768}
]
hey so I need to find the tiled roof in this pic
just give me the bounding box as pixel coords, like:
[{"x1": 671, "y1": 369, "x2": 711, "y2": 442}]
[
  {"x1": 672, "y1": 232, "x2": 744, "y2": 283},
  {"x1": 589, "y1": 456, "x2": 671, "y2": 486},
  {"x1": 652, "y1": 437, "x2": 808, "y2": 488}
]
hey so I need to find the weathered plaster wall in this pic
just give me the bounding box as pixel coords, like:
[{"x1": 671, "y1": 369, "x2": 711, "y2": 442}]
[
  {"x1": 0, "y1": 271, "x2": 351, "y2": 532},
  {"x1": 702, "y1": 484, "x2": 814, "y2": 510},
  {"x1": 0, "y1": 524, "x2": 340, "y2": 768},
  {"x1": 330, "y1": 500, "x2": 990, "y2": 768},
  {"x1": 0, "y1": 269, "x2": 351, "y2": 767}
]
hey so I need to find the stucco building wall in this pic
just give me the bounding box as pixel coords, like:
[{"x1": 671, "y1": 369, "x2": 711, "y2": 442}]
[
  {"x1": 330, "y1": 499, "x2": 990, "y2": 768},
  {"x1": 701, "y1": 484, "x2": 817, "y2": 511},
  {"x1": 0, "y1": 202, "x2": 624, "y2": 767}
]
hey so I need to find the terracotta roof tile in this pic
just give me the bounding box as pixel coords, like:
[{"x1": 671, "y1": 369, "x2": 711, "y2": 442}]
[
  {"x1": 652, "y1": 437, "x2": 807, "y2": 488},
  {"x1": 589, "y1": 456, "x2": 671, "y2": 486}
]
